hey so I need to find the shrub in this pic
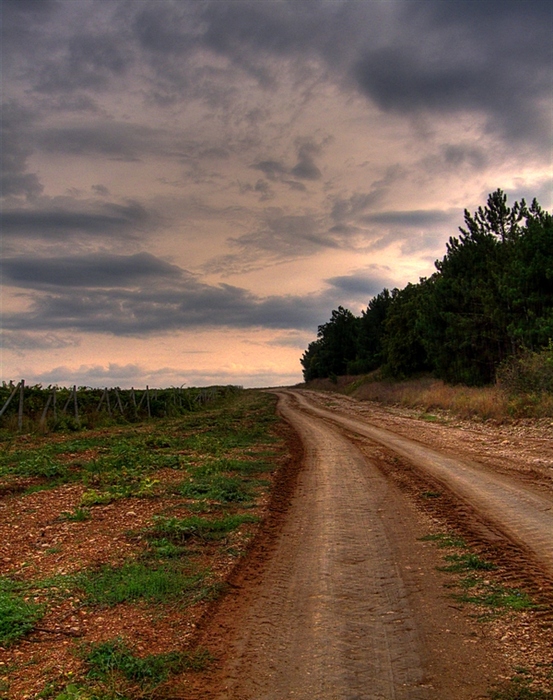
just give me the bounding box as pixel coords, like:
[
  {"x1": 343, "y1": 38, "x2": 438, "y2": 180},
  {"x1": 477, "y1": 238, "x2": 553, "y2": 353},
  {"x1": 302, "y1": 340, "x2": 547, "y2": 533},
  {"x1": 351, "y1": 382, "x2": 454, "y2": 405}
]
[{"x1": 497, "y1": 342, "x2": 553, "y2": 395}]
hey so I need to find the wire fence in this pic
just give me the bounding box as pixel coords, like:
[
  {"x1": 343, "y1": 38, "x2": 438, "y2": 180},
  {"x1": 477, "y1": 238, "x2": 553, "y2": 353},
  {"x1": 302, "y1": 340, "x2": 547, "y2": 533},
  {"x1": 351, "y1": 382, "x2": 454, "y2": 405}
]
[{"x1": 0, "y1": 381, "x2": 242, "y2": 433}]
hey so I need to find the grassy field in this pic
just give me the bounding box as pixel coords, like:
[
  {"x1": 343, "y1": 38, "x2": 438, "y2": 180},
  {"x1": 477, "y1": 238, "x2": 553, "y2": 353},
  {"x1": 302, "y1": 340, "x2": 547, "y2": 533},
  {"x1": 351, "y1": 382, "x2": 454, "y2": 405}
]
[
  {"x1": 304, "y1": 373, "x2": 553, "y2": 421},
  {"x1": 0, "y1": 389, "x2": 288, "y2": 700}
]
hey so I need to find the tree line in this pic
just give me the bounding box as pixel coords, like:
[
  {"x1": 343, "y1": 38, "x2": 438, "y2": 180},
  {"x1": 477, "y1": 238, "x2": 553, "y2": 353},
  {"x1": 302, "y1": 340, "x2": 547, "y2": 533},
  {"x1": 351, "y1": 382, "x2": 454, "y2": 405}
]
[{"x1": 301, "y1": 190, "x2": 553, "y2": 386}]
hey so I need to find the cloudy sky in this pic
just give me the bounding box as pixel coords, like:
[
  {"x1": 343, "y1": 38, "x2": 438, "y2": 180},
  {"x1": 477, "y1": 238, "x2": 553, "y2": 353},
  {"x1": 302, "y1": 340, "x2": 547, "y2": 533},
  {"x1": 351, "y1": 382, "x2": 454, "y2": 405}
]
[{"x1": 2, "y1": 0, "x2": 552, "y2": 389}]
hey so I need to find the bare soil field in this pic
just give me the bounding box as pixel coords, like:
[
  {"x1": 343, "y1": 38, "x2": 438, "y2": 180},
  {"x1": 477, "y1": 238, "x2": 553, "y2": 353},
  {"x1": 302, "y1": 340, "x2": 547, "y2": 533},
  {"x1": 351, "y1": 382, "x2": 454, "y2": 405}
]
[{"x1": 1, "y1": 389, "x2": 552, "y2": 699}]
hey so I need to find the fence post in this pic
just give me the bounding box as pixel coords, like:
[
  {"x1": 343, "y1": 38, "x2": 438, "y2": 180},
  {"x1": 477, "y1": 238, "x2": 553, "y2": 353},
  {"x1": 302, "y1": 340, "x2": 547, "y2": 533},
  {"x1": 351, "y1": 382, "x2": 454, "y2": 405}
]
[
  {"x1": 18, "y1": 379, "x2": 25, "y2": 431},
  {"x1": 73, "y1": 385, "x2": 80, "y2": 424},
  {"x1": 62, "y1": 390, "x2": 72, "y2": 414},
  {"x1": 131, "y1": 388, "x2": 138, "y2": 417},
  {"x1": 146, "y1": 386, "x2": 151, "y2": 418},
  {"x1": 97, "y1": 388, "x2": 106, "y2": 412},
  {"x1": 114, "y1": 387, "x2": 124, "y2": 415},
  {"x1": 40, "y1": 393, "x2": 53, "y2": 429},
  {"x1": 0, "y1": 381, "x2": 20, "y2": 418}
]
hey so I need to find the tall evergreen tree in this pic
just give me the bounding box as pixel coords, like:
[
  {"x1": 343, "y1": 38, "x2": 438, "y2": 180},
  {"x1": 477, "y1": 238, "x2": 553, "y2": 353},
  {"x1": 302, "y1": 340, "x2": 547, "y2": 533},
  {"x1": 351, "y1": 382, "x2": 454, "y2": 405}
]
[
  {"x1": 353, "y1": 289, "x2": 392, "y2": 373},
  {"x1": 300, "y1": 191, "x2": 552, "y2": 386},
  {"x1": 383, "y1": 283, "x2": 431, "y2": 378}
]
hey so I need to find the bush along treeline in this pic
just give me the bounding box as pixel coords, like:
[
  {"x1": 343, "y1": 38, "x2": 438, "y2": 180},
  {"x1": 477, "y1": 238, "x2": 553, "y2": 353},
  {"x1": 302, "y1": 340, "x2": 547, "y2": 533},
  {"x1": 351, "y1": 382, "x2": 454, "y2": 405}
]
[{"x1": 301, "y1": 190, "x2": 553, "y2": 387}]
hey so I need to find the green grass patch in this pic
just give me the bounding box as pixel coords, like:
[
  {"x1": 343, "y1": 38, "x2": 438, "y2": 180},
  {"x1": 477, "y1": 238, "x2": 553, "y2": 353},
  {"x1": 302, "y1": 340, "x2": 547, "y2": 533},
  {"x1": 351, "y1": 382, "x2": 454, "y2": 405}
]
[
  {"x1": 488, "y1": 675, "x2": 553, "y2": 699},
  {"x1": 178, "y1": 474, "x2": 254, "y2": 503},
  {"x1": 419, "y1": 413, "x2": 444, "y2": 422},
  {"x1": 59, "y1": 507, "x2": 91, "y2": 522},
  {"x1": 0, "y1": 589, "x2": 44, "y2": 645},
  {"x1": 53, "y1": 686, "x2": 109, "y2": 700},
  {"x1": 454, "y1": 583, "x2": 537, "y2": 611},
  {"x1": 215, "y1": 457, "x2": 276, "y2": 475},
  {"x1": 147, "y1": 513, "x2": 259, "y2": 543},
  {"x1": 85, "y1": 638, "x2": 212, "y2": 687},
  {"x1": 49, "y1": 639, "x2": 212, "y2": 698},
  {"x1": 439, "y1": 553, "x2": 496, "y2": 573},
  {"x1": 419, "y1": 532, "x2": 467, "y2": 548},
  {"x1": 145, "y1": 538, "x2": 189, "y2": 559},
  {"x1": 77, "y1": 560, "x2": 207, "y2": 606},
  {"x1": 422, "y1": 532, "x2": 538, "y2": 617}
]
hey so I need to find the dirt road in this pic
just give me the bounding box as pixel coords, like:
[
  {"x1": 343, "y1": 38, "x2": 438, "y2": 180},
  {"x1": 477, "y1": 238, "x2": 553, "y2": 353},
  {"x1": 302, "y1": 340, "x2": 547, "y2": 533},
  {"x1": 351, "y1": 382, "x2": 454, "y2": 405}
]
[
  {"x1": 291, "y1": 391, "x2": 553, "y2": 579},
  {"x1": 193, "y1": 390, "x2": 553, "y2": 699}
]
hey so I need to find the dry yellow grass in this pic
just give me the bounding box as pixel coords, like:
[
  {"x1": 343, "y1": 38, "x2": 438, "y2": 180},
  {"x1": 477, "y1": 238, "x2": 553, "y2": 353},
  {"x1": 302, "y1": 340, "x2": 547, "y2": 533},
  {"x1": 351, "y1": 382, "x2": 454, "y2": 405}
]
[{"x1": 304, "y1": 374, "x2": 553, "y2": 421}]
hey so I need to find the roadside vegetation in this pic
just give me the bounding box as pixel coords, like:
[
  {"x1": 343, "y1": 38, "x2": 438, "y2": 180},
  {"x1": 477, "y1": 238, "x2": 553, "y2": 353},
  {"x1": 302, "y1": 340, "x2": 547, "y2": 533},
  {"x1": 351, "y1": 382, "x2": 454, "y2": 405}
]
[
  {"x1": 301, "y1": 190, "x2": 553, "y2": 403},
  {"x1": 421, "y1": 531, "x2": 552, "y2": 698},
  {"x1": 0, "y1": 388, "x2": 287, "y2": 699},
  {"x1": 304, "y1": 364, "x2": 553, "y2": 421}
]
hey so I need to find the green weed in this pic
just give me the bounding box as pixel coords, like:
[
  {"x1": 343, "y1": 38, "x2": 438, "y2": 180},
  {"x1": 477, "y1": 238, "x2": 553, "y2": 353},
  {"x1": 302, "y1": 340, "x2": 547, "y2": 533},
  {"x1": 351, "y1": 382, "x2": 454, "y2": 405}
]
[
  {"x1": 145, "y1": 538, "x2": 189, "y2": 559},
  {"x1": 419, "y1": 413, "x2": 443, "y2": 422},
  {"x1": 0, "y1": 589, "x2": 44, "y2": 645},
  {"x1": 53, "y1": 686, "x2": 107, "y2": 700},
  {"x1": 147, "y1": 513, "x2": 259, "y2": 542},
  {"x1": 85, "y1": 638, "x2": 212, "y2": 687},
  {"x1": 454, "y1": 583, "x2": 536, "y2": 611},
  {"x1": 77, "y1": 560, "x2": 207, "y2": 606},
  {"x1": 178, "y1": 474, "x2": 253, "y2": 503},
  {"x1": 80, "y1": 489, "x2": 116, "y2": 507},
  {"x1": 224, "y1": 458, "x2": 276, "y2": 474},
  {"x1": 488, "y1": 675, "x2": 553, "y2": 699},
  {"x1": 419, "y1": 533, "x2": 467, "y2": 548},
  {"x1": 439, "y1": 553, "x2": 496, "y2": 573},
  {"x1": 59, "y1": 507, "x2": 91, "y2": 522}
]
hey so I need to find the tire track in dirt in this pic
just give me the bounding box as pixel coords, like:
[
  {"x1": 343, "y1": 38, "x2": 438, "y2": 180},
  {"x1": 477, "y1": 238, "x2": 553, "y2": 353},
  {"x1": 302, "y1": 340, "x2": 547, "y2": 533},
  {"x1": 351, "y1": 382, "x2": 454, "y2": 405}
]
[
  {"x1": 214, "y1": 392, "x2": 428, "y2": 699},
  {"x1": 291, "y1": 391, "x2": 553, "y2": 581},
  {"x1": 187, "y1": 391, "x2": 512, "y2": 700}
]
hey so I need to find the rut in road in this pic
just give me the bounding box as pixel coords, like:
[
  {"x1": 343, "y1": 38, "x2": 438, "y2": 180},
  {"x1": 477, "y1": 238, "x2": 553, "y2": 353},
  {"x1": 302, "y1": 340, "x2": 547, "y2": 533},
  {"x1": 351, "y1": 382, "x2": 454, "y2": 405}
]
[
  {"x1": 291, "y1": 391, "x2": 553, "y2": 579},
  {"x1": 215, "y1": 392, "x2": 431, "y2": 700}
]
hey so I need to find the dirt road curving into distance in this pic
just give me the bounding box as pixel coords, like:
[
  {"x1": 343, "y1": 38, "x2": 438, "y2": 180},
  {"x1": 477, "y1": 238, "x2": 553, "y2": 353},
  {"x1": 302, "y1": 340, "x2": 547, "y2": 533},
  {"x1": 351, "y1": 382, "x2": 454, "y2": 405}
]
[
  {"x1": 290, "y1": 390, "x2": 553, "y2": 579},
  {"x1": 191, "y1": 389, "x2": 553, "y2": 699}
]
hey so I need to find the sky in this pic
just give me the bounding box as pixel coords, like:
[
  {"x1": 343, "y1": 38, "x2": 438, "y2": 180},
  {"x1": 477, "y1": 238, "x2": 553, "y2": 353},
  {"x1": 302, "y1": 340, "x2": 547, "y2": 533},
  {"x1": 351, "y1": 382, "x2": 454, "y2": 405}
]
[{"x1": 1, "y1": 0, "x2": 552, "y2": 389}]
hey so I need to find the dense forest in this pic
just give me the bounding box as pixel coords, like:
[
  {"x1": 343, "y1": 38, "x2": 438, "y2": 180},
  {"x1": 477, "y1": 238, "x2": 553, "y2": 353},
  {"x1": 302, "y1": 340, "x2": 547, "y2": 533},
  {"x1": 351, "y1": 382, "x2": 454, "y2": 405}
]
[{"x1": 301, "y1": 190, "x2": 553, "y2": 386}]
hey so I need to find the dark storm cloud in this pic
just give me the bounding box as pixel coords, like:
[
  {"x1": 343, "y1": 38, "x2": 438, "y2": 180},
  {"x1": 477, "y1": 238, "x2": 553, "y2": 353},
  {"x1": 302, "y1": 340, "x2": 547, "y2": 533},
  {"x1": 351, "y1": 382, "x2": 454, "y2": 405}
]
[
  {"x1": 1, "y1": 102, "x2": 43, "y2": 199},
  {"x1": 1, "y1": 331, "x2": 80, "y2": 351},
  {"x1": 1, "y1": 250, "x2": 350, "y2": 335},
  {"x1": 213, "y1": 0, "x2": 550, "y2": 147},
  {"x1": 206, "y1": 211, "x2": 341, "y2": 273},
  {"x1": 37, "y1": 122, "x2": 172, "y2": 161},
  {"x1": 92, "y1": 184, "x2": 110, "y2": 197},
  {"x1": 354, "y1": 0, "x2": 553, "y2": 143},
  {"x1": 1, "y1": 282, "x2": 330, "y2": 336},
  {"x1": 154, "y1": 0, "x2": 551, "y2": 146},
  {"x1": 1, "y1": 253, "x2": 183, "y2": 289},
  {"x1": 290, "y1": 143, "x2": 322, "y2": 181},
  {"x1": 252, "y1": 161, "x2": 288, "y2": 180},
  {"x1": 251, "y1": 140, "x2": 322, "y2": 192},
  {"x1": 1, "y1": 0, "x2": 60, "y2": 69},
  {"x1": 326, "y1": 272, "x2": 392, "y2": 299},
  {"x1": 1, "y1": 201, "x2": 153, "y2": 241},
  {"x1": 361, "y1": 210, "x2": 455, "y2": 228},
  {"x1": 4, "y1": 0, "x2": 551, "y2": 161},
  {"x1": 34, "y1": 32, "x2": 132, "y2": 94}
]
